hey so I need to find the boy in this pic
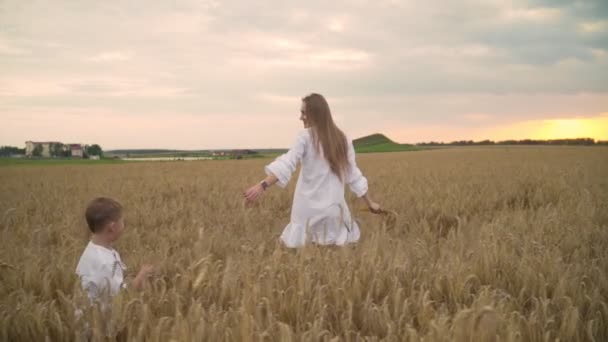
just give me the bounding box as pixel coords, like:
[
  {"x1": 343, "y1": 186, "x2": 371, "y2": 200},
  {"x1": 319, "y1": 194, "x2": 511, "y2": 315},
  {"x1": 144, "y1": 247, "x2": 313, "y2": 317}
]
[{"x1": 76, "y1": 197, "x2": 154, "y2": 302}]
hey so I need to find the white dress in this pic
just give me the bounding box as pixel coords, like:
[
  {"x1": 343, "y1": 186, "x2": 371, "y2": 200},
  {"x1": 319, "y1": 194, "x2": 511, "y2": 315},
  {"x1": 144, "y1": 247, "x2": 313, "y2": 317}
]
[{"x1": 265, "y1": 128, "x2": 369, "y2": 248}]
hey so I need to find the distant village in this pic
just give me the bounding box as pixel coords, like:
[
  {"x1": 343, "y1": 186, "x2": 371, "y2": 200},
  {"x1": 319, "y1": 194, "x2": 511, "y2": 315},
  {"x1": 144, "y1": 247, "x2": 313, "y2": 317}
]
[
  {"x1": 0, "y1": 141, "x2": 103, "y2": 159},
  {"x1": 0, "y1": 140, "x2": 266, "y2": 161}
]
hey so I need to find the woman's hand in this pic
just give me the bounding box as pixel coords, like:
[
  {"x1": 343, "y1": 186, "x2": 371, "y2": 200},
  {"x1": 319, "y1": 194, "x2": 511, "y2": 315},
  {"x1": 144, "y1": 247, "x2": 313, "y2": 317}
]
[
  {"x1": 244, "y1": 183, "x2": 264, "y2": 203},
  {"x1": 362, "y1": 193, "x2": 382, "y2": 214},
  {"x1": 368, "y1": 201, "x2": 382, "y2": 214}
]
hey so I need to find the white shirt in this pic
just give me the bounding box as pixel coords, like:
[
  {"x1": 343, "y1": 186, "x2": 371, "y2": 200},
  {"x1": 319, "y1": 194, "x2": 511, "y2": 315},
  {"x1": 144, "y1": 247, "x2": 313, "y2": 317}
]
[
  {"x1": 265, "y1": 128, "x2": 368, "y2": 248},
  {"x1": 75, "y1": 241, "x2": 126, "y2": 301}
]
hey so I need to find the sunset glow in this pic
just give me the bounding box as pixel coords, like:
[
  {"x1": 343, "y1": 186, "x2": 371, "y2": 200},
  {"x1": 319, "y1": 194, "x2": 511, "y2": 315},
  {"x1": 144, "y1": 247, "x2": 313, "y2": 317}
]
[
  {"x1": 485, "y1": 116, "x2": 608, "y2": 142},
  {"x1": 536, "y1": 117, "x2": 608, "y2": 140}
]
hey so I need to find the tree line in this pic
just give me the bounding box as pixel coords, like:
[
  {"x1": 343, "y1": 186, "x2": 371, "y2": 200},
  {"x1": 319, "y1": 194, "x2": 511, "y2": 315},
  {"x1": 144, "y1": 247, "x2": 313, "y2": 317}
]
[{"x1": 417, "y1": 138, "x2": 607, "y2": 146}]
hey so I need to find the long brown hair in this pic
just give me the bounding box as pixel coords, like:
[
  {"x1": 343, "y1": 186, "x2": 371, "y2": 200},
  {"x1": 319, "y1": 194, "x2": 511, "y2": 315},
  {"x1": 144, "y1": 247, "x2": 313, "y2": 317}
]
[{"x1": 302, "y1": 93, "x2": 349, "y2": 181}]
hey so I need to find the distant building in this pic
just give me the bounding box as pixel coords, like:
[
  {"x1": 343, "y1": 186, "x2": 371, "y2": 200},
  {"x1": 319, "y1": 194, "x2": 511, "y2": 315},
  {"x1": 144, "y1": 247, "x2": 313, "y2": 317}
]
[
  {"x1": 25, "y1": 141, "x2": 84, "y2": 158},
  {"x1": 25, "y1": 141, "x2": 60, "y2": 158},
  {"x1": 67, "y1": 144, "x2": 84, "y2": 158},
  {"x1": 90, "y1": 155, "x2": 100, "y2": 160}
]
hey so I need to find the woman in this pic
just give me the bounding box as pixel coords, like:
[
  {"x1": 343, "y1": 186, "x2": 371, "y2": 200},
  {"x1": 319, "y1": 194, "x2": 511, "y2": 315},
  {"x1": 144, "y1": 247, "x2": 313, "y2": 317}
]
[{"x1": 244, "y1": 93, "x2": 381, "y2": 248}]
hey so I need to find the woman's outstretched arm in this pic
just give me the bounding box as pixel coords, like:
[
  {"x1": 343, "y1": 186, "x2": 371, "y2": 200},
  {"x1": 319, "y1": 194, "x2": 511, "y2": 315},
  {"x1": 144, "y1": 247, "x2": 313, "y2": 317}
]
[
  {"x1": 244, "y1": 174, "x2": 279, "y2": 203},
  {"x1": 243, "y1": 131, "x2": 307, "y2": 203}
]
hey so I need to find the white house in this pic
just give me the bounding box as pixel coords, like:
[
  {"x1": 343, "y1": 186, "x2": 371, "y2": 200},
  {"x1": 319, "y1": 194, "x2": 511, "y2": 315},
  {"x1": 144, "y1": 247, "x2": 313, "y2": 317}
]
[
  {"x1": 25, "y1": 141, "x2": 85, "y2": 158},
  {"x1": 67, "y1": 144, "x2": 84, "y2": 158},
  {"x1": 25, "y1": 141, "x2": 58, "y2": 158}
]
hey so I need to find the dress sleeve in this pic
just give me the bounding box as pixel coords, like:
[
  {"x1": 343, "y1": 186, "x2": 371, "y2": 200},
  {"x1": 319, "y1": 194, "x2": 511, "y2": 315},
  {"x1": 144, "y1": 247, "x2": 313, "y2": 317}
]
[
  {"x1": 345, "y1": 138, "x2": 368, "y2": 197},
  {"x1": 264, "y1": 130, "x2": 308, "y2": 188}
]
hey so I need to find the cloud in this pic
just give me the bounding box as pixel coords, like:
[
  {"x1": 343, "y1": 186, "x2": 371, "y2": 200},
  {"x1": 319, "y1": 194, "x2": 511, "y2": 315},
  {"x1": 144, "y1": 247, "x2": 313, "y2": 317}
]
[
  {"x1": 501, "y1": 6, "x2": 561, "y2": 21},
  {"x1": 0, "y1": 38, "x2": 28, "y2": 56},
  {"x1": 87, "y1": 51, "x2": 133, "y2": 63},
  {"x1": 579, "y1": 20, "x2": 608, "y2": 34},
  {"x1": 0, "y1": 0, "x2": 607, "y2": 147}
]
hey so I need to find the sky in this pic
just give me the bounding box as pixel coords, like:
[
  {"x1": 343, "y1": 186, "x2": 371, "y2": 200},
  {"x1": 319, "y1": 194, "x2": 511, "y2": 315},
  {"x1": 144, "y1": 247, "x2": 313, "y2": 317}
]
[{"x1": 1, "y1": 0, "x2": 607, "y2": 149}]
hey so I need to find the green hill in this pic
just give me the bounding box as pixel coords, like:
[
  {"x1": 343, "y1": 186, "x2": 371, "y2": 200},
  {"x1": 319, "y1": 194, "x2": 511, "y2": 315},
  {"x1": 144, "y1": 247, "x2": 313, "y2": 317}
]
[{"x1": 353, "y1": 133, "x2": 417, "y2": 153}]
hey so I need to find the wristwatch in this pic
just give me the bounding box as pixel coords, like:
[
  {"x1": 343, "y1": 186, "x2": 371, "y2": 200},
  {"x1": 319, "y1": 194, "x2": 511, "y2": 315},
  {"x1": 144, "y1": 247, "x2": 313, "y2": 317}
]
[{"x1": 260, "y1": 180, "x2": 269, "y2": 191}]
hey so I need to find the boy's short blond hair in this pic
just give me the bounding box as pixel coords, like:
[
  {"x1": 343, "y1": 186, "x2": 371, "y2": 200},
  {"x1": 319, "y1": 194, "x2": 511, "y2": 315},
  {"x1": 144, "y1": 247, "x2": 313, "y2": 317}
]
[{"x1": 85, "y1": 197, "x2": 123, "y2": 233}]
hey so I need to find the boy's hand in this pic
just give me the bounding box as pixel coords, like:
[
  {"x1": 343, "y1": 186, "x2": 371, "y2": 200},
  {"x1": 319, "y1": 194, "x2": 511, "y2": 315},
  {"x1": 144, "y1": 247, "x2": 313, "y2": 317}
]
[
  {"x1": 138, "y1": 264, "x2": 155, "y2": 278},
  {"x1": 132, "y1": 264, "x2": 155, "y2": 290}
]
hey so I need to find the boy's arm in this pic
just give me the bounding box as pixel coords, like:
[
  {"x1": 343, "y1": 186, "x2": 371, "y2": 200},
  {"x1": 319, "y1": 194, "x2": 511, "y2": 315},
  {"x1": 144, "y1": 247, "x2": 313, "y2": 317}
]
[{"x1": 131, "y1": 264, "x2": 154, "y2": 290}]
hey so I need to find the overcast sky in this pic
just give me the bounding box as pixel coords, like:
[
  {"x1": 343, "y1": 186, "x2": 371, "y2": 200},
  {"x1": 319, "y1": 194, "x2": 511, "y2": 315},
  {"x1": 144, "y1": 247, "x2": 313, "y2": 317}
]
[{"x1": 1, "y1": 0, "x2": 607, "y2": 149}]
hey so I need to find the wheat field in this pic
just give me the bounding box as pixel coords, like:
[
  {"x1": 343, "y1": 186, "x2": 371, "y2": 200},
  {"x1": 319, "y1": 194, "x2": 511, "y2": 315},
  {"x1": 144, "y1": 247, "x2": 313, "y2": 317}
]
[{"x1": 1, "y1": 147, "x2": 607, "y2": 341}]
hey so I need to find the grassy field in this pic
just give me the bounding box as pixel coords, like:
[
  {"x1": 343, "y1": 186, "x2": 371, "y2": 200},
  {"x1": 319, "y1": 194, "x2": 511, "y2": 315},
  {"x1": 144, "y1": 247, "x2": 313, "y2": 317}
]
[
  {"x1": 1, "y1": 147, "x2": 607, "y2": 341},
  {"x1": 0, "y1": 158, "x2": 127, "y2": 167},
  {"x1": 105, "y1": 149, "x2": 288, "y2": 160}
]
